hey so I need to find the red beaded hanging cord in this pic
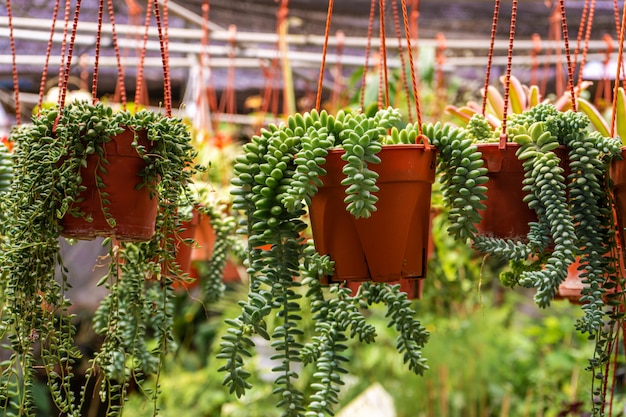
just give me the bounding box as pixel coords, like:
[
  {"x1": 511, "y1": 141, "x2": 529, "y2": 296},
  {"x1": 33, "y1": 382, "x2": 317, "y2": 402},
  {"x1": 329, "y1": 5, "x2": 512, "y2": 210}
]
[
  {"x1": 572, "y1": 0, "x2": 595, "y2": 94},
  {"x1": 6, "y1": 0, "x2": 21, "y2": 126},
  {"x1": 36, "y1": 0, "x2": 62, "y2": 115},
  {"x1": 134, "y1": 0, "x2": 153, "y2": 108},
  {"x1": 480, "y1": 0, "x2": 501, "y2": 119},
  {"x1": 56, "y1": 0, "x2": 87, "y2": 114},
  {"x1": 152, "y1": 0, "x2": 173, "y2": 117},
  {"x1": 483, "y1": 0, "x2": 577, "y2": 148}
]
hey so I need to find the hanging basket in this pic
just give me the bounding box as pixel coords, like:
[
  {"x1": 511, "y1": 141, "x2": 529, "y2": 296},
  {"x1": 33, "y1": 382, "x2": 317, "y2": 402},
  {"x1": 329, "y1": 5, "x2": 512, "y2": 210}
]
[
  {"x1": 310, "y1": 144, "x2": 436, "y2": 284},
  {"x1": 476, "y1": 143, "x2": 569, "y2": 240},
  {"x1": 61, "y1": 127, "x2": 158, "y2": 241},
  {"x1": 476, "y1": 143, "x2": 533, "y2": 239}
]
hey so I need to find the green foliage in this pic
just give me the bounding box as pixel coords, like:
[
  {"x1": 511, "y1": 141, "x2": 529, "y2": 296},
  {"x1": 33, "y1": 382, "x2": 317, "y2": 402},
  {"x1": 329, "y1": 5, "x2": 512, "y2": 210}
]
[
  {"x1": 434, "y1": 103, "x2": 624, "y2": 415},
  {"x1": 420, "y1": 122, "x2": 489, "y2": 242},
  {"x1": 0, "y1": 142, "x2": 13, "y2": 193},
  {"x1": 0, "y1": 101, "x2": 198, "y2": 416},
  {"x1": 222, "y1": 108, "x2": 431, "y2": 416},
  {"x1": 466, "y1": 113, "x2": 496, "y2": 142}
]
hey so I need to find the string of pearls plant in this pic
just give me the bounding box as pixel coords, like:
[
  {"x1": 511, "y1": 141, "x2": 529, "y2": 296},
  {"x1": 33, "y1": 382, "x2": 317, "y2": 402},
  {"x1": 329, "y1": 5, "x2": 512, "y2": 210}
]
[{"x1": 0, "y1": 101, "x2": 199, "y2": 416}]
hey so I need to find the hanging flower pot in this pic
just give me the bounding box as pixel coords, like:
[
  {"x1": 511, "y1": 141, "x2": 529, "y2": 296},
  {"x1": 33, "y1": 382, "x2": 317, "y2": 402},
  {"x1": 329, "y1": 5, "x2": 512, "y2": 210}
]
[
  {"x1": 61, "y1": 126, "x2": 158, "y2": 241},
  {"x1": 310, "y1": 144, "x2": 436, "y2": 284},
  {"x1": 169, "y1": 208, "x2": 201, "y2": 290},
  {"x1": 475, "y1": 141, "x2": 569, "y2": 240},
  {"x1": 476, "y1": 143, "x2": 534, "y2": 239},
  {"x1": 611, "y1": 149, "x2": 626, "y2": 256},
  {"x1": 190, "y1": 211, "x2": 217, "y2": 262}
]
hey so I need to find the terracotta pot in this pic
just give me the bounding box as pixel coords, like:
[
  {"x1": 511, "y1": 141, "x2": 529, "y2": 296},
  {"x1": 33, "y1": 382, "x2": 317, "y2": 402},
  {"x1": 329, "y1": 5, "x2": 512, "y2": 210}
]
[
  {"x1": 476, "y1": 143, "x2": 568, "y2": 240},
  {"x1": 555, "y1": 257, "x2": 619, "y2": 305},
  {"x1": 61, "y1": 127, "x2": 158, "y2": 241},
  {"x1": 611, "y1": 148, "x2": 626, "y2": 259},
  {"x1": 190, "y1": 211, "x2": 217, "y2": 262},
  {"x1": 309, "y1": 144, "x2": 437, "y2": 284},
  {"x1": 172, "y1": 210, "x2": 202, "y2": 274},
  {"x1": 555, "y1": 258, "x2": 585, "y2": 304}
]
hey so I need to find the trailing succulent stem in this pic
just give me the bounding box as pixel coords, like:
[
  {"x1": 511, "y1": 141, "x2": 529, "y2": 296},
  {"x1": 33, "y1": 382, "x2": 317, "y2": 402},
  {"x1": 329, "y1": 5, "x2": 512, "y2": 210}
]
[
  {"x1": 0, "y1": 101, "x2": 197, "y2": 416},
  {"x1": 419, "y1": 122, "x2": 489, "y2": 241},
  {"x1": 222, "y1": 108, "x2": 430, "y2": 416}
]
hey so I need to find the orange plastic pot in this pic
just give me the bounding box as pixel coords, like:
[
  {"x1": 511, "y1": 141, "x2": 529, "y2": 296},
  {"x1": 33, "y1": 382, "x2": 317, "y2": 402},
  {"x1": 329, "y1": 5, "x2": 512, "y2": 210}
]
[
  {"x1": 477, "y1": 143, "x2": 568, "y2": 240},
  {"x1": 309, "y1": 144, "x2": 437, "y2": 284},
  {"x1": 555, "y1": 258, "x2": 585, "y2": 304},
  {"x1": 173, "y1": 210, "x2": 201, "y2": 273},
  {"x1": 611, "y1": 148, "x2": 626, "y2": 258},
  {"x1": 555, "y1": 257, "x2": 619, "y2": 305},
  {"x1": 190, "y1": 211, "x2": 217, "y2": 262},
  {"x1": 61, "y1": 127, "x2": 158, "y2": 241}
]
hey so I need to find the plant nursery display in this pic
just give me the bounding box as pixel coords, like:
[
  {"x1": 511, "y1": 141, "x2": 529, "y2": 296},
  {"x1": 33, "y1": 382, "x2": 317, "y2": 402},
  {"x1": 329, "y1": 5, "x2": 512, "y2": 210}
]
[{"x1": 4, "y1": 0, "x2": 626, "y2": 415}]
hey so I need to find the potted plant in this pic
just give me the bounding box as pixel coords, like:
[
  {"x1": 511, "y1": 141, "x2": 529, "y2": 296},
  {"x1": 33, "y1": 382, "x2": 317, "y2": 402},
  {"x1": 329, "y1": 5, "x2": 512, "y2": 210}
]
[
  {"x1": 424, "y1": 102, "x2": 624, "y2": 414},
  {"x1": 168, "y1": 185, "x2": 242, "y2": 303},
  {"x1": 0, "y1": 100, "x2": 199, "y2": 415},
  {"x1": 219, "y1": 106, "x2": 433, "y2": 416}
]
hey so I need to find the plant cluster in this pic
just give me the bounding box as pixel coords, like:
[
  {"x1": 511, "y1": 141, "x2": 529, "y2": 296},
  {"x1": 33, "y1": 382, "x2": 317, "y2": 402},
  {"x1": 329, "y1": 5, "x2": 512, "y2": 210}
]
[
  {"x1": 220, "y1": 107, "x2": 431, "y2": 417},
  {"x1": 0, "y1": 100, "x2": 199, "y2": 416},
  {"x1": 427, "y1": 102, "x2": 624, "y2": 415}
]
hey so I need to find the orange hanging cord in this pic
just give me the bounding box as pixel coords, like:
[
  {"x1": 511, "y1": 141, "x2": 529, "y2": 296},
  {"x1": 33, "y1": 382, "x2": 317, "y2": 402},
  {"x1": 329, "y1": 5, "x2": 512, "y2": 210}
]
[
  {"x1": 481, "y1": 0, "x2": 501, "y2": 118},
  {"x1": 357, "y1": 0, "x2": 376, "y2": 112},
  {"x1": 134, "y1": 0, "x2": 153, "y2": 107},
  {"x1": 391, "y1": 0, "x2": 413, "y2": 122},
  {"x1": 613, "y1": 0, "x2": 626, "y2": 91},
  {"x1": 378, "y1": 0, "x2": 389, "y2": 109},
  {"x1": 37, "y1": 0, "x2": 62, "y2": 113},
  {"x1": 400, "y1": 0, "x2": 422, "y2": 132},
  {"x1": 315, "y1": 0, "x2": 335, "y2": 111},
  {"x1": 609, "y1": 0, "x2": 626, "y2": 137}
]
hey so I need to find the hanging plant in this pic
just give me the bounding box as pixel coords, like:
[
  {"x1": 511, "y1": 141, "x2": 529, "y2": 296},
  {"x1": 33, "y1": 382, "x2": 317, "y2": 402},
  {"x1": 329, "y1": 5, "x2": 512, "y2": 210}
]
[
  {"x1": 420, "y1": 102, "x2": 624, "y2": 415},
  {"x1": 220, "y1": 107, "x2": 432, "y2": 416},
  {"x1": 0, "y1": 100, "x2": 199, "y2": 415}
]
